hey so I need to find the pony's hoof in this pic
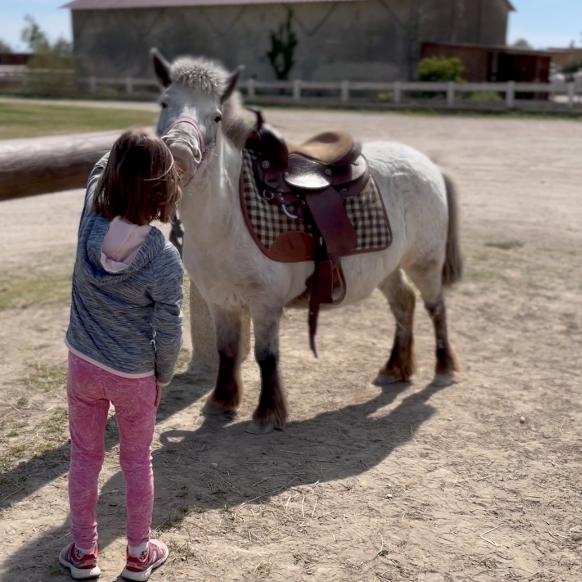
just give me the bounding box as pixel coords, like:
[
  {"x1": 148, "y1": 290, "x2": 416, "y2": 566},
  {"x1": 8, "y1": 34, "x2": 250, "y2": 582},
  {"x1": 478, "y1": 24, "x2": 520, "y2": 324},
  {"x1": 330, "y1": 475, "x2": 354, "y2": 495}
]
[
  {"x1": 245, "y1": 420, "x2": 285, "y2": 435},
  {"x1": 431, "y1": 373, "x2": 455, "y2": 387},
  {"x1": 373, "y1": 373, "x2": 402, "y2": 386},
  {"x1": 201, "y1": 400, "x2": 238, "y2": 416}
]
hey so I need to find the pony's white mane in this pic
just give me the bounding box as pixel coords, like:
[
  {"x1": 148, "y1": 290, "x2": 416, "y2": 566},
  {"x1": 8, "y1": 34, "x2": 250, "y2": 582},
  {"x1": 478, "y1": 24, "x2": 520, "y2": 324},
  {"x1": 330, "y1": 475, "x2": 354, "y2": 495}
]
[{"x1": 170, "y1": 56, "x2": 252, "y2": 149}]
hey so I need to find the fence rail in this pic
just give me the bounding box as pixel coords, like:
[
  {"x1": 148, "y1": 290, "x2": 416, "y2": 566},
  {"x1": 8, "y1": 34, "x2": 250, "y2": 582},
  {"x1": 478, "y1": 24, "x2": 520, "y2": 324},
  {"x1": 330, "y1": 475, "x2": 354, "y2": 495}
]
[{"x1": 1, "y1": 73, "x2": 581, "y2": 111}]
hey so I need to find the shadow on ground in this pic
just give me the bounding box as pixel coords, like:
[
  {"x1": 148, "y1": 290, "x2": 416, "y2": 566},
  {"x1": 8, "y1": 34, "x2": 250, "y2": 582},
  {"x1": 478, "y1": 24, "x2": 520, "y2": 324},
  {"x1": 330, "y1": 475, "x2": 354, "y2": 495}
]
[{"x1": 3, "y1": 369, "x2": 448, "y2": 579}]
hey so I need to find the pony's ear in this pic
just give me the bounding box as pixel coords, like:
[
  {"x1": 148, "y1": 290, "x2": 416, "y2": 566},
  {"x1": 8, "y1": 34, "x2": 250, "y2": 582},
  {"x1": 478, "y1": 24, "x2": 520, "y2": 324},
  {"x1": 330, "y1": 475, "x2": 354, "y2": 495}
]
[
  {"x1": 150, "y1": 48, "x2": 172, "y2": 88},
  {"x1": 220, "y1": 65, "x2": 244, "y2": 103}
]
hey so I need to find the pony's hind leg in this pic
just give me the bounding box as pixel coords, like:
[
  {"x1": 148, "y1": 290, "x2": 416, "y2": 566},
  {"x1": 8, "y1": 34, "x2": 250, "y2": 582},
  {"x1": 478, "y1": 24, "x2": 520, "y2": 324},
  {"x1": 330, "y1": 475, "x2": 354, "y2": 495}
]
[
  {"x1": 405, "y1": 263, "x2": 460, "y2": 387},
  {"x1": 375, "y1": 269, "x2": 417, "y2": 385},
  {"x1": 246, "y1": 301, "x2": 287, "y2": 435},
  {"x1": 202, "y1": 307, "x2": 244, "y2": 416}
]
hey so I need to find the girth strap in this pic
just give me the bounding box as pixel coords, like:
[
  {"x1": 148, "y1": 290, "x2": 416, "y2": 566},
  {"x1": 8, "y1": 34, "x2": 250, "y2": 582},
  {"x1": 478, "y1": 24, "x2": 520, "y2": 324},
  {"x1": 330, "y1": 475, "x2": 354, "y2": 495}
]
[{"x1": 305, "y1": 187, "x2": 357, "y2": 356}]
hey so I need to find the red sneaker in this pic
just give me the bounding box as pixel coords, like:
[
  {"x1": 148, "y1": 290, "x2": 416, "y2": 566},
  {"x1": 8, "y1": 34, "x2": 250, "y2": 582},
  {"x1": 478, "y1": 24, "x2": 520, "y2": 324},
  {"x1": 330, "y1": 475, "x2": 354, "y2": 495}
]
[
  {"x1": 121, "y1": 539, "x2": 169, "y2": 581},
  {"x1": 59, "y1": 542, "x2": 101, "y2": 580}
]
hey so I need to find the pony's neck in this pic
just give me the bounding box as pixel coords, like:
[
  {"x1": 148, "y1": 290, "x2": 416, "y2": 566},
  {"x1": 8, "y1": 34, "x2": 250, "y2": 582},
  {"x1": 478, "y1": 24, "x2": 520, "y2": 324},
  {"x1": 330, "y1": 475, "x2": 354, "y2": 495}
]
[{"x1": 181, "y1": 130, "x2": 242, "y2": 238}]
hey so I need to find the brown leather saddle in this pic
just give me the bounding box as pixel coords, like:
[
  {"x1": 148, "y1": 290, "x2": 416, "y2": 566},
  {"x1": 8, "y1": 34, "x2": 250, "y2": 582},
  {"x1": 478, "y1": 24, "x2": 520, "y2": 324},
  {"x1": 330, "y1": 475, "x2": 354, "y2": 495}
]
[{"x1": 245, "y1": 110, "x2": 370, "y2": 356}]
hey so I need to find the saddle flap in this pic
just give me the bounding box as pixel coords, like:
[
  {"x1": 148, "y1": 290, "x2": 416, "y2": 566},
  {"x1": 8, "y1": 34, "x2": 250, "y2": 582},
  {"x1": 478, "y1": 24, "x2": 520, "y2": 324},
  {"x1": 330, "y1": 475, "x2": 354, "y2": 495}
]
[{"x1": 305, "y1": 187, "x2": 358, "y2": 257}]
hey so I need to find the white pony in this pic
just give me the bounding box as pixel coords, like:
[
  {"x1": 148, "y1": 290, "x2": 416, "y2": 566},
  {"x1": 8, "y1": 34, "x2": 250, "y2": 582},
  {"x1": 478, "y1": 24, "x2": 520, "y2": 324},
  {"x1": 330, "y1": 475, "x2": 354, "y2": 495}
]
[{"x1": 152, "y1": 49, "x2": 463, "y2": 434}]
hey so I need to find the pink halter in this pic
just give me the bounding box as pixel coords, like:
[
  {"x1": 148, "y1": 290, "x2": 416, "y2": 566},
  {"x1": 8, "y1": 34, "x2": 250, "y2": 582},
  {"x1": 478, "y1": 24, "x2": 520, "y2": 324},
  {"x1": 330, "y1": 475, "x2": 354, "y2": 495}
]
[{"x1": 171, "y1": 117, "x2": 209, "y2": 161}]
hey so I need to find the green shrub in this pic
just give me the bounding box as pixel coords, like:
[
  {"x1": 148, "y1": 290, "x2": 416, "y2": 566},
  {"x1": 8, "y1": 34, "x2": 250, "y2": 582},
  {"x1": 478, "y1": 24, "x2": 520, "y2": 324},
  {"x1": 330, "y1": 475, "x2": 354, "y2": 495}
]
[
  {"x1": 561, "y1": 59, "x2": 582, "y2": 75},
  {"x1": 417, "y1": 57, "x2": 465, "y2": 83},
  {"x1": 464, "y1": 91, "x2": 502, "y2": 102}
]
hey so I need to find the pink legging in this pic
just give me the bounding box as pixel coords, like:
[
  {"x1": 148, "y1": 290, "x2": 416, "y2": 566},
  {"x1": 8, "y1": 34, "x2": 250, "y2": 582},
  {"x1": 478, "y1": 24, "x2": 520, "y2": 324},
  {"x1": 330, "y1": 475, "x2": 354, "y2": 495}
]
[{"x1": 66, "y1": 352, "x2": 157, "y2": 549}]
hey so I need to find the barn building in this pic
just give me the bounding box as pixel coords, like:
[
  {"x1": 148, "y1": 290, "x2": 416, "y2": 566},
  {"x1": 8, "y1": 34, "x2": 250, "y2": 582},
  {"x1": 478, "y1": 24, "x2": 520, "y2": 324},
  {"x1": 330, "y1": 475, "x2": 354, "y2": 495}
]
[{"x1": 63, "y1": 0, "x2": 515, "y2": 82}]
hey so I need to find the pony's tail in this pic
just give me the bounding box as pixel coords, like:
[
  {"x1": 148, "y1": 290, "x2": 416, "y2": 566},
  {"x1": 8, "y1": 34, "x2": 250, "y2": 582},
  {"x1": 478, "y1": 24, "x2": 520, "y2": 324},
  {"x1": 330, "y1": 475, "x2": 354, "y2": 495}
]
[{"x1": 442, "y1": 173, "x2": 464, "y2": 287}]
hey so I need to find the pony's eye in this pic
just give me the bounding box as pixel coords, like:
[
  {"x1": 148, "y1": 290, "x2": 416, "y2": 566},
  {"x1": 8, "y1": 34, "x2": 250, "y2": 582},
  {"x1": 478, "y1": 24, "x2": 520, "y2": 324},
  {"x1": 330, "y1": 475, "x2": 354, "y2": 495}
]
[
  {"x1": 161, "y1": 101, "x2": 168, "y2": 109},
  {"x1": 214, "y1": 114, "x2": 222, "y2": 123}
]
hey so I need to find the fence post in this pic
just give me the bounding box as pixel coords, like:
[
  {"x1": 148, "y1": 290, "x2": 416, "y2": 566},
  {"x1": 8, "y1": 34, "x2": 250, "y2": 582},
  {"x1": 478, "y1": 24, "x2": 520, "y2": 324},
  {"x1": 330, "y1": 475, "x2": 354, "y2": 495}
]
[
  {"x1": 125, "y1": 76, "x2": 133, "y2": 96},
  {"x1": 247, "y1": 78, "x2": 256, "y2": 98},
  {"x1": 567, "y1": 82, "x2": 575, "y2": 109},
  {"x1": 393, "y1": 81, "x2": 401, "y2": 104},
  {"x1": 506, "y1": 81, "x2": 515, "y2": 108},
  {"x1": 292, "y1": 79, "x2": 301, "y2": 101},
  {"x1": 341, "y1": 80, "x2": 349, "y2": 102},
  {"x1": 447, "y1": 81, "x2": 455, "y2": 107},
  {"x1": 89, "y1": 76, "x2": 96, "y2": 93}
]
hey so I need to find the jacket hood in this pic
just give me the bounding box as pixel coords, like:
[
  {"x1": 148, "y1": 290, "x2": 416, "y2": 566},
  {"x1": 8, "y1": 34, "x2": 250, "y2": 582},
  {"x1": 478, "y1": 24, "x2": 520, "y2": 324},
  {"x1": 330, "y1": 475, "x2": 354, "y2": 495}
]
[{"x1": 78, "y1": 214, "x2": 166, "y2": 285}]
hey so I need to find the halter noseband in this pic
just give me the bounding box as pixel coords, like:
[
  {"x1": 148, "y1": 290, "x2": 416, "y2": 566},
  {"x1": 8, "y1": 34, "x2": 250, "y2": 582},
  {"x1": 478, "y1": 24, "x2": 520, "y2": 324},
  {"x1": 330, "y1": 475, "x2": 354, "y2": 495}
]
[{"x1": 171, "y1": 117, "x2": 211, "y2": 162}]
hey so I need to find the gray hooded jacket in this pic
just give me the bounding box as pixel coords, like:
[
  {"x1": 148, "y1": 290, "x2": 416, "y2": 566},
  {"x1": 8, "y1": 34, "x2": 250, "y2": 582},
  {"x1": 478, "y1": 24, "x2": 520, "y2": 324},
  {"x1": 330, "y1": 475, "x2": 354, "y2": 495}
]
[{"x1": 65, "y1": 154, "x2": 183, "y2": 385}]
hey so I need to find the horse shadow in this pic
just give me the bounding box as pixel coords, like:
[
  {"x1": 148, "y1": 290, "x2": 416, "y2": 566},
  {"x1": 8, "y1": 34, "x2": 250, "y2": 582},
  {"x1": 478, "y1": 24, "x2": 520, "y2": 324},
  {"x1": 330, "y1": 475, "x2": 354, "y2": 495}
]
[{"x1": 3, "y1": 376, "x2": 448, "y2": 580}]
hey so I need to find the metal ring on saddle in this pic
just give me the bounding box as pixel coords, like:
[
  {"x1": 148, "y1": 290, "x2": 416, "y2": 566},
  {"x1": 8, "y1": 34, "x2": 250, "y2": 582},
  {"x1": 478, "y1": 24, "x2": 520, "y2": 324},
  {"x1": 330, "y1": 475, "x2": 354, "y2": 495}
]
[
  {"x1": 262, "y1": 190, "x2": 274, "y2": 201},
  {"x1": 281, "y1": 204, "x2": 298, "y2": 220}
]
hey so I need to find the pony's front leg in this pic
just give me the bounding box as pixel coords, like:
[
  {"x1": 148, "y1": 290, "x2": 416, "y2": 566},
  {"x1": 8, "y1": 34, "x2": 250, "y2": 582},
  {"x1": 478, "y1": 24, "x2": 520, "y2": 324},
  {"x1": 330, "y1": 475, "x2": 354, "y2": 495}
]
[
  {"x1": 202, "y1": 307, "x2": 244, "y2": 416},
  {"x1": 246, "y1": 302, "x2": 287, "y2": 435}
]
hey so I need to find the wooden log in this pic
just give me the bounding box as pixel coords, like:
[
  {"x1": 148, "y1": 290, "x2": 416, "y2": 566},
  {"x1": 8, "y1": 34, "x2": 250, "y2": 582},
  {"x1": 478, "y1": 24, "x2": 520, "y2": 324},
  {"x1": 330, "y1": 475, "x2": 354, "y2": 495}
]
[{"x1": 0, "y1": 130, "x2": 124, "y2": 202}]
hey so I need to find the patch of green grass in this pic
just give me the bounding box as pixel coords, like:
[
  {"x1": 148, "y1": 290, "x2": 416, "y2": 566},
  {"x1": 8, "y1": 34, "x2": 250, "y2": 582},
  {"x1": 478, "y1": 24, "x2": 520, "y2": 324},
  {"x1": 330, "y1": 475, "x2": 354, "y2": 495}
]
[
  {"x1": 167, "y1": 540, "x2": 196, "y2": 558},
  {"x1": 16, "y1": 397, "x2": 29, "y2": 408},
  {"x1": 0, "y1": 269, "x2": 72, "y2": 310},
  {"x1": 476, "y1": 557, "x2": 498, "y2": 569},
  {"x1": 0, "y1": 102, "x2": 156, "y2": 140},
  {"x1": 484, "y1": 240, "x2": 524, "y2": 251},
  {"x1": 155, "y1": 506, "x2": 193, "y2": 532},
  {"x1": 25, "y1": 362, "x2": 67, "y2": 393},
  {"x1": 40, "y1": 408, "x2": 68, "y2": 436},
  {"x1": 45, "y1": 562, "x2": 63, "y2": 577}
]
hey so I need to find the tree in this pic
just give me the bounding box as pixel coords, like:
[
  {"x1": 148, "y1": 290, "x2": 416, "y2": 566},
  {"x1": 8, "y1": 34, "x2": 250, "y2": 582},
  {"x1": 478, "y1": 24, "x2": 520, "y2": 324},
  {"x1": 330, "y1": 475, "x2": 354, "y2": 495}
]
[
  {"x1": 267, "y1": 9, "x2": 298, "y2": 81},
  {"x1": 21, "y1": 15, "x2": 50, "y2": 53},
  {"x1": 21, "y1": 15, "x2": 71, "y2": 56},
  {"x1": 19, "y1": 15, "x2": 74, "y2": 96},
  {"x1": 512, "y1": 38, "x2": 533, "y2": 49},
  {"x1": 0, "y1": 39, "x2": 12, "y2": 53}
]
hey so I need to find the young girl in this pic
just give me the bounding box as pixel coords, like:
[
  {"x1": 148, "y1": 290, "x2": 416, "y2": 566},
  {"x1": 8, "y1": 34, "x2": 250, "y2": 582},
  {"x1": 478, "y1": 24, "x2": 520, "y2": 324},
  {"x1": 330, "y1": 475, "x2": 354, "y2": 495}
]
[{"x1": 59, "y1": 129, "x2": 184, "y2": 581}]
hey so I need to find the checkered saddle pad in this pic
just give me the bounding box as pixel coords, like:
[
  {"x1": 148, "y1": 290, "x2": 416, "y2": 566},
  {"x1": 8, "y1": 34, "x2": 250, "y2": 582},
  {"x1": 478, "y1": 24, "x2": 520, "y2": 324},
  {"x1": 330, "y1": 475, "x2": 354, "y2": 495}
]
[{"x1": 240, "y1": 149, "x2": 392, "y2": 263}]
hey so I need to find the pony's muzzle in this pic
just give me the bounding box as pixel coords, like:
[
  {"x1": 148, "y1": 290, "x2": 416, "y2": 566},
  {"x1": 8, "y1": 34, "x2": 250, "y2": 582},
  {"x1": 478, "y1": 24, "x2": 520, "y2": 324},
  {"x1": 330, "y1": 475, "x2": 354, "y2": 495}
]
[{"x1": 162, "y1": 122, "x2": 203, "y2": 182}]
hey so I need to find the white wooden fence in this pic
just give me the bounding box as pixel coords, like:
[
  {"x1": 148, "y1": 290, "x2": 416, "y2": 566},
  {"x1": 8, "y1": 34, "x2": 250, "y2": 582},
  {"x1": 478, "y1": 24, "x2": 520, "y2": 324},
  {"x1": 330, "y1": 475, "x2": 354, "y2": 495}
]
[{"x1": 1, "y1": 73, "x2": 581, "y2": 111}]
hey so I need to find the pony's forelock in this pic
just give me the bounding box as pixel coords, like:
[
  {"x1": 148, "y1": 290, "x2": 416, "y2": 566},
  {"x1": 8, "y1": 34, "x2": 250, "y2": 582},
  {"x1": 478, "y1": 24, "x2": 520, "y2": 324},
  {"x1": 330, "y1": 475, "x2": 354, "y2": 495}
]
[{"x1": 170, "y1": 56, "x2": 252, "y2": 149}]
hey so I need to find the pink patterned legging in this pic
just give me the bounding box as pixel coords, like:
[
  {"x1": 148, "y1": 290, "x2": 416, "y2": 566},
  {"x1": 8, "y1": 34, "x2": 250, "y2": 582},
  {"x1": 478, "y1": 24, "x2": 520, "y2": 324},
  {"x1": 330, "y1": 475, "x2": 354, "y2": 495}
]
[{"x1": 66, "y1": 351, "x2": 157, "y2": 549}]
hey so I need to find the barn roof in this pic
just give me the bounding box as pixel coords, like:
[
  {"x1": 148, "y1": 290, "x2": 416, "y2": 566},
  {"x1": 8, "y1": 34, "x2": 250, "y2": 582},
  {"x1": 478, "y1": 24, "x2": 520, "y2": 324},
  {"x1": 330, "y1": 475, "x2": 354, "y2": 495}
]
[{"x1": 63, "y1": 0, "x2": 370, "y2": 8}]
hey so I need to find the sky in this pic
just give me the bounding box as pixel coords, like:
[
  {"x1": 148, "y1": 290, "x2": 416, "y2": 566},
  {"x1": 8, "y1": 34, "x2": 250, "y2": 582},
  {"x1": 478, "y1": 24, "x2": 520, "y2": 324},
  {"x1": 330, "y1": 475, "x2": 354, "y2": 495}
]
[{"x1": 0, "y1": 0, "x2": 580, "y2": 51}]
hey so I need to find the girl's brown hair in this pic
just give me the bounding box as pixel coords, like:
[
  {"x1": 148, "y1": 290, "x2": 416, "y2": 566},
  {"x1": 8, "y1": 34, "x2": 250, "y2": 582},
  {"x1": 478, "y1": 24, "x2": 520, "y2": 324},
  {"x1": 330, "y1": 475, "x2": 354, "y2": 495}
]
[{"x1": 93, "y1": 129, "x2": 181, "y2": 225}]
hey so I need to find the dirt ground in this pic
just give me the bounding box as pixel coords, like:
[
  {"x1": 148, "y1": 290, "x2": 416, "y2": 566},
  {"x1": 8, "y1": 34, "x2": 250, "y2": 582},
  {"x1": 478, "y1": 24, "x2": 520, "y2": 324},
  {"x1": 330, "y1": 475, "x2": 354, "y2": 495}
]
[{"x1": 1, "y1": 109, "x2": 581, "y2": 582}]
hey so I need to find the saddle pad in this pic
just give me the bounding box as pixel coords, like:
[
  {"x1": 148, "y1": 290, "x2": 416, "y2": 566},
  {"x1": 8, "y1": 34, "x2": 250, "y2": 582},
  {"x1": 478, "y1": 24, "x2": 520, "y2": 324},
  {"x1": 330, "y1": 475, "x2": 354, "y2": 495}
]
[{"x1": 240, "y1": 149, "x2": 392, "y2": 263}]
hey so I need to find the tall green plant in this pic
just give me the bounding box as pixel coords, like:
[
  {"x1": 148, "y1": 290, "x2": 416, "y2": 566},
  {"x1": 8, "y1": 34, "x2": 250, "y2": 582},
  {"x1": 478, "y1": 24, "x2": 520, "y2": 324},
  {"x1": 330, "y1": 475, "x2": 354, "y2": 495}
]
[
  {"x1": 267, "y1": 9, "x2": 298, "y2": 81},
  {"x1": 417, "y1": 56, "x2": 465, "y2": 82}
]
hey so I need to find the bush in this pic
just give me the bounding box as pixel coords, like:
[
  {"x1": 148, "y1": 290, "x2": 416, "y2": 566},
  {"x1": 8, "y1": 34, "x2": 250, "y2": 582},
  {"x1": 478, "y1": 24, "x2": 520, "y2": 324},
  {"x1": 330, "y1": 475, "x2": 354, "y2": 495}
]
[
  {"x1": 464, "y1": 91, "x2": 502, "y2": 102},
  {"x1": 417, "y1": 57, "x2": 465, "y2": 83},
  {"x1": 561, "y1": 59, "x2": 582, "y2": 75}
]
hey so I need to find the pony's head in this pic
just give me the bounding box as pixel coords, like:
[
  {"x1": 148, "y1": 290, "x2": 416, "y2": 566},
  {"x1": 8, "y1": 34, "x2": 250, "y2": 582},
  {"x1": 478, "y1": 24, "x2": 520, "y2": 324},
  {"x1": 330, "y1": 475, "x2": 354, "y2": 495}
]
[{"x1": 151, "y1": 48, "x2": 249, "y2": 183}]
